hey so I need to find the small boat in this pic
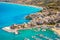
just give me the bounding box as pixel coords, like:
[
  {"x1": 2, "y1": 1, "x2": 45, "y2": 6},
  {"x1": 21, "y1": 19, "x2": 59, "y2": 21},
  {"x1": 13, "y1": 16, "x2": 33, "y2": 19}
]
[
  {"x1": 42, "y1": 29, "x2": 46, "y2": 31},
  {"x1": 35, "y1": 38, "x2": 41, "y2": 40},
  {"x1": 24, "y1": 38, "x2": 30, "y2": 40},
  {"x1": 32, "y1": 36, "x2": 40, "y2": 40},
  {"x1": 32, "y1": 36, "x2": 36, "y2": 38}
]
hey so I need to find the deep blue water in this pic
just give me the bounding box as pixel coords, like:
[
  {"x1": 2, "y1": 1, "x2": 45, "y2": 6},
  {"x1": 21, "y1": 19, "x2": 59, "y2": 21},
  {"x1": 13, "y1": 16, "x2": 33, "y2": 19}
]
[{"x1": 0, "y1": 2, "x2": 60, "y2": 40}]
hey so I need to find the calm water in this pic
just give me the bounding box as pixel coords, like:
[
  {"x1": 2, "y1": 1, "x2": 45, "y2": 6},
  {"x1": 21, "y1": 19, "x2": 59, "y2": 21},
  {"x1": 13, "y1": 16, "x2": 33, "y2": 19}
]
[{"x1": 0, "y1": 2, "x2": 60, "y2": 40}]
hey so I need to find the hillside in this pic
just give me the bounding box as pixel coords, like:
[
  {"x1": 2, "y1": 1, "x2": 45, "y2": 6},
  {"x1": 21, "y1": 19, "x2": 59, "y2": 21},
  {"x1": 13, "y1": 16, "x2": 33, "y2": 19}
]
[{"x1": 0, "y1": 0, "x2": 60, "y2": 11}]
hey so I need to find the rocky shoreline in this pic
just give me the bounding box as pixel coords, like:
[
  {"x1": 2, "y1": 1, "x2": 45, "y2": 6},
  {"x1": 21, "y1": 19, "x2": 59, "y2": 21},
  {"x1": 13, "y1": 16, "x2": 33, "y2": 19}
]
[{"x1": 2, "y1": 6, "x2": 60, "y2": 35}]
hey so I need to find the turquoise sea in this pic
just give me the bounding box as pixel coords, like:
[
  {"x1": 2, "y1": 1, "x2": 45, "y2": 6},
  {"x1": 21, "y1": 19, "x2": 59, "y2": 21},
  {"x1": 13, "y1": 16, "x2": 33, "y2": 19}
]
[{"x1": 0, "y1": 2, "x2": 60, "y2": 40}]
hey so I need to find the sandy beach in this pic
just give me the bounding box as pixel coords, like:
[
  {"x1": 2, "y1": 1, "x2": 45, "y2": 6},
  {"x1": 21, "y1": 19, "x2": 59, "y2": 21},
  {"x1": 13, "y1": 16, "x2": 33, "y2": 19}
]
[{"x1": 52, "y1": 28, "x2": 60, "y2": 35}]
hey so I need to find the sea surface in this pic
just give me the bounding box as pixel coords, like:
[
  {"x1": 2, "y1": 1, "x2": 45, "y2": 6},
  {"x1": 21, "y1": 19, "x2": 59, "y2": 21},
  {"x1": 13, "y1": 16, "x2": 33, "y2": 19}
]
[{"x1": 0, "y1": 2, "x2": 60, "y2": 40}]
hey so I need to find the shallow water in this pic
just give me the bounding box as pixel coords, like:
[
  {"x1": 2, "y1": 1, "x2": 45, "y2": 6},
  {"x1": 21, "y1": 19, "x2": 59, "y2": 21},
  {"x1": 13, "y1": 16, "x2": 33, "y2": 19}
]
[{"x1": 0, "y1": 2, "x2": 60, "y2": 40}]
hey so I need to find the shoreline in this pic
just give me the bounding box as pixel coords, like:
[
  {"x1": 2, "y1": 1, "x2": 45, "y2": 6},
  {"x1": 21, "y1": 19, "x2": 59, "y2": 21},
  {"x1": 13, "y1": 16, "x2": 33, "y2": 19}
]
[
  {"x1": 2, "y1": 25, "x2": 54, "y2": 34},
  {"x1": 1, "y1": 2, "x2": 43, "y2": 34},
  {"x1": 52, "y1": 28, "x2": 60, "y2": 35},
  {"x1": 1, "y1": 2, "x2": 60, "y2": 35},
  {"x1": 0, "y1": 2, "x2": 43, "y2": 10}
]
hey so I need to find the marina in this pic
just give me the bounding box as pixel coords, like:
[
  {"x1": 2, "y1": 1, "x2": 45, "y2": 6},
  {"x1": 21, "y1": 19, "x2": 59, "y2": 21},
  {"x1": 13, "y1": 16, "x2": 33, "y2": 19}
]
[{"x1": 0, "y1": 1, "x2": 60, "y2": 40}]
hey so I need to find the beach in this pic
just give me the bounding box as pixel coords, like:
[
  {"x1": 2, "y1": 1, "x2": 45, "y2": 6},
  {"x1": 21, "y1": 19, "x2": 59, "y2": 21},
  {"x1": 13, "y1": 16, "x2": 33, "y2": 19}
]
[{"x1": 52, "y1": 28, "x2": 60, "y2": 35}]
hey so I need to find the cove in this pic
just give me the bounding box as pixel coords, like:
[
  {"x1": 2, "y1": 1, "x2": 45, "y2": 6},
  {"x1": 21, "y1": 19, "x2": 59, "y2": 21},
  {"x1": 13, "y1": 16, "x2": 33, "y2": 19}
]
[
  {"x1": 0, "y1": 2, "x2": 60, "y2": 40},
  {"x1": 0, "y1": 2, "x2": 42, "y2": 28}
]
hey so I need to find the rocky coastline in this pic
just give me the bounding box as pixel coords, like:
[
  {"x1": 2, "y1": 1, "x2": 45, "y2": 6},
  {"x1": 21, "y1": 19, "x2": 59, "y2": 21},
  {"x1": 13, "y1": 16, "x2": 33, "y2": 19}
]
[{"x1": 2, "y1": 6, "x2": 60, "y2": 35}]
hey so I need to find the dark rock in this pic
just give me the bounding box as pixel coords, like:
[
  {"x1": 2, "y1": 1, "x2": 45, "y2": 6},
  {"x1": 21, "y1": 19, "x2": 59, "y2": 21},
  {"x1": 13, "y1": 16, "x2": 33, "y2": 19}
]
[{"x1": 25, "y1": 15, "x2": 32, "y2": 20}]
